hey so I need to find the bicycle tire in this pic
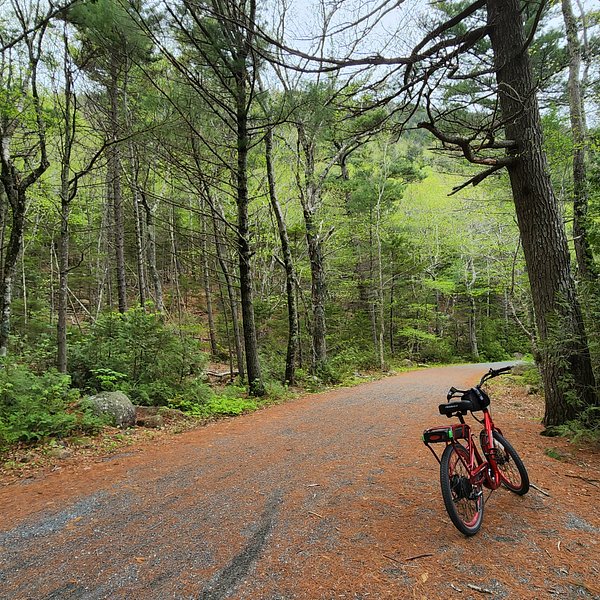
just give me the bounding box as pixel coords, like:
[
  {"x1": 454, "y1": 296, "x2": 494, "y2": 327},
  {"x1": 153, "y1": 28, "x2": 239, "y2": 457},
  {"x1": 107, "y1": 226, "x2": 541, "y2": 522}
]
[
  {"x1": 492, "y1": 431, "x2": 529, "y2": 495},
  {"x1": 440, "y1": 444, "x2": 484, "y2": 536}
]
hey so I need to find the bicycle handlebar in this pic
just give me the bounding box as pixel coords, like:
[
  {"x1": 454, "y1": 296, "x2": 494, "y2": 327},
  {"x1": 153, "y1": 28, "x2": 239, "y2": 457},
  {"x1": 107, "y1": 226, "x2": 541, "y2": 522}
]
[
  {"x1": 479, "y1": 365, "x2": 512, "y2": 386},
  {"x1": 446, "y1": 365, "x2": 514, "y2": 400}
]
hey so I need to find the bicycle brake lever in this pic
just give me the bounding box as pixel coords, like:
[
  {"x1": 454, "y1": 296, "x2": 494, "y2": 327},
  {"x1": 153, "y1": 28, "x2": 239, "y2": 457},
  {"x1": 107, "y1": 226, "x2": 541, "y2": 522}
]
[{"x1": 447, "y1": 387, "x2": 457, "y2": 400}]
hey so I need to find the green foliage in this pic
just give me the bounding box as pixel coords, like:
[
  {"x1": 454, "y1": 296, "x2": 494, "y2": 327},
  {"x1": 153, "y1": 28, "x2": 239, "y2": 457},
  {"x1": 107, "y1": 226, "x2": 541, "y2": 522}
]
[
  {"x1": 168, "y1": 382, "x2": 257, "y2": 417},
  {"x1": 396, "y1": 327, "x2": 454, "y2": 363},
  {"x1": 511, "y1": 365, "x2": 542, "y2": 388},
  {"x1": 549, "y1": 409, "x2": 600, "y2": 444},
  {"x1": 68, "y1": 0, "x2": 153, "y2": 70},
  {"x1": 89, "y1": 368, "x2": 128, "y2": 391},
  {"x1": 328, "y1": 344, "x2": 379, "y2": 382},
  {"x1": 70, "y1": 307, "x2": 209, "y2": 406},
  {"x1": 0, "y1": 362, "x2": 105, "y2": 450},
  {"x1": 544, "y1": 447, "x2": 566, "y2": 461},
  {"x1": 206, "y1": 395, "x2": 258, "y2": 416}
]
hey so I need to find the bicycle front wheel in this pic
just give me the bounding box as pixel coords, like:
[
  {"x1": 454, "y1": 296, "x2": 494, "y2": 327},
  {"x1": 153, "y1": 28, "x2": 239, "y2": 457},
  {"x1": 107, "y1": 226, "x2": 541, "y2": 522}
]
[
  {"x1": 440, "y1": 444, "x2": 484, "y2": 536},
  {"x1": 493, "y1": 431, "x2": 529, "y2": 495}
]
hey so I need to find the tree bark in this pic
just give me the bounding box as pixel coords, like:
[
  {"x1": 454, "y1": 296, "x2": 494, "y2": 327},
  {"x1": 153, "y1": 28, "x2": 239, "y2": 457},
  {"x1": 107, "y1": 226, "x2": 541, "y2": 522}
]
[
  {"x1": 486, "y1": 0, "x2": 597, "y2": 426},
  {"x1": 297, "y1": 127, "x2": 328, "y2": 374},
  {"x1": 201, "y1": 208, "x2": 218, "y2": 357},
  {"x1": 561, "y1": 0, "x2": 596, "y2": 280},
  {"x1": 236, "y1": 75, "x2": 264, "y2": 395},
  {"x1": 140, "y1": 190, "x2": 164, "y2": 312},
  {"x1": 57, "y1": 192, "x2": 70, "y2": 373},
  {"x1": 0, "y1": 24, "x2": 49, "y2": 356},
  {"x1": 108, "y1": 63, "x2": 127, "y2": 313},
  {"x1": 0, "y1": 189, "x2": 25, "y2": 356},
  {"x1": 57, "y1": 29, "x2": 74, "y2": 373},
  {"x1": 129, "y1": 145, "x2": 147, "y2": 307},
  {"x1": 465, "y1": 256, "x2": 479, "y2": 360},
  {"x1": 265, "y1": 125, "x2": 299, "y2": 385},
  {"x1": 211, "y1": 204, "x2": 245, "y2": 381}
]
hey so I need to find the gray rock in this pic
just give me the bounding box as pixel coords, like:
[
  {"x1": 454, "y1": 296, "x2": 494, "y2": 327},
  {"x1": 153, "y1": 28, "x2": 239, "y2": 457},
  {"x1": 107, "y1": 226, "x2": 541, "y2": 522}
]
[
  {"x1": 48, "y1": 448, "x2": 73, "y2": 460},
  {"x1": 134, "y1": 406, "x2": 164, "y2": 428},
  {"x1": 137, "y1": 415, "x2": 163, "y2": 428},
  {"x1": 135, "y1": 405, "x2": 159, "y2": 419},
  {"x1": 88, "y1": 391, "x2": 136, "y2": 428}
]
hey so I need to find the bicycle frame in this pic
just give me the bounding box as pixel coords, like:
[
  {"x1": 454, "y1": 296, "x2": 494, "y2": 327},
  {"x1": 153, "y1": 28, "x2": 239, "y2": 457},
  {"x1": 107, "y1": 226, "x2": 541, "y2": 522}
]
[{"x1": 423, "y1": 408, "x2": 505, "y2": 491}]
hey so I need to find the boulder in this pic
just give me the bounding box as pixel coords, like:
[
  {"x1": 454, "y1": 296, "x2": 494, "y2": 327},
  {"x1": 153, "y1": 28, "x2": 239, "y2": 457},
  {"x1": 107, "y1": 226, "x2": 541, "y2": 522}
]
[
  {"x1": 134, "y1": 406, "x2": 164, "y2": 428},
  {"x1": 88, "y1": 391, "x2": 136, "y2": 428},
  {"x1": 138, "y1": 415, "x2": 164, "y2": 428},
  {"x1": 49, "y1": 447, "x2": 73, "y2": 460},
  {"x1": 135, "y1": 405, "x2": 160, "y2": 419}
]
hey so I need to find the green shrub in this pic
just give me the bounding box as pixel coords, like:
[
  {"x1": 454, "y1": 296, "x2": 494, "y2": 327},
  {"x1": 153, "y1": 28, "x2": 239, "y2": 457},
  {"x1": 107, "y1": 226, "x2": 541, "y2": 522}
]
[
  {"x1": 0, "y1": 362, "x2": 105, "y2": 450},
  {"x1": 89, "y1": 368, "x2": 128, "y2": 391},
  {"x1": 549, "y1": 407, "x2": 600, "y2": 444},
  {"x1": 397, "y1": 327, "x2": 454, "y2": 363},
  {"x1": 511, "y1": 364, "x2": 542, "y2": 387},
  {"x1": 480, "y1": 341, "x2": 510, "y2": 362},
  {"x1": 70, "y1": 307, "x2": 209, "y2": 405},
  {"x1": 167, "y1": 383, "x2": 257, "y2": 418},
  {"x1": 207, "y1": 395, "x2": 258, "y2": 416},
  {"x1": 263, "y1": 379, "x2": 291, "y2": 401}
]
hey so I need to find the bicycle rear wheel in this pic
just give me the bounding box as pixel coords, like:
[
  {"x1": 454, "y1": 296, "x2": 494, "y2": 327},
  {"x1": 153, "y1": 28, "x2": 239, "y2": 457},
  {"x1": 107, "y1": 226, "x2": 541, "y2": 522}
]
[
  {"x1": 440, "y1": 444, "x2": 484, "y2": 536},
  {"x1": 493, "y1": 431, "x2": 529, "y2": 495}
]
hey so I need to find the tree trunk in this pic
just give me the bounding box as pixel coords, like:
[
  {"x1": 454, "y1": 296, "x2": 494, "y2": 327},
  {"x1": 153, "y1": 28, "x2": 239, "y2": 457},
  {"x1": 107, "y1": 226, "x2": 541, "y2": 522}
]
[
  {"x1": 57, "y1": 195, "x2": 70, "y2": 372},
  {"x1": 297, "y1": 129, "x2": 328, "y2": 374},
  {"x1": 236, "y1": 79, "x2": 264, "y2": 395},
  {"x1": 465, "y1": 256, "x2": 479, "y2": 360},
  {"x1": 169, "y1": 204, "x2": 183, "y2": 312},
  {"x1": 129, "y1": 146, "x2": 147, "y2": 307},
  {"x1": 561, "y1": 0, "x2": 596, "y2": 280},
  {"x1": 389, "y1": 273, "x2": 395, "y2": 354},
  {"x1": 304, "y1": 201, "x2": 328, "y2": 374},
  {"x1": 216, "y1": 270, "x2": 234, "y2": 376},
  {"x1": 211, "y1": 204, "x2": 245, "y2": 381},
  {"x1": 0, "y1": 25, "x2": 48, "y2": 356},
  {"x1": 201, "y1": 209, "x2": 218, "y2": 357},
  {"x1": 57, "y1": 31, "x2": 73, "y2": 373},
  {"x1": 486, "y1": 0, "x2": 597, "y2": 426},
  {"x1": 374, "y1": 161, "x2": 387, "y2": 371},
  {"x1": 469, "y1": 296, "x2": 479, "y2": 360},
  {"x1": 0, "y1": 188, "x2": 25, "y2": 357},
  {"x1": 140, "y1": 191, "x2": 164, "y2": 312},
  {"x1": 265, "y1": 126, "x2": 299, "y2": 385},
  {"x1": 0, "y1": 191, "x2": 7, "y2": 281},
  {"x1": 108, "y1": 65, "x2": 126, "y2": 313}
]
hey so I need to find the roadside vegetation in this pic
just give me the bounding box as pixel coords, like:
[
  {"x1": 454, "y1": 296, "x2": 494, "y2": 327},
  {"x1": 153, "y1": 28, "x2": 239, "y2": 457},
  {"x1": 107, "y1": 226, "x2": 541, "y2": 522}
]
[{"x1": 1, "y1": 0, "x2": 600, "y2": 459}]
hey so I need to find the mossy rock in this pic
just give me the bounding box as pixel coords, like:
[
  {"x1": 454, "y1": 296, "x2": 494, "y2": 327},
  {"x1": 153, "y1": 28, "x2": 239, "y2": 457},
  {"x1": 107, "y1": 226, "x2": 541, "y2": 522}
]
[{"x1": 87, "y1": 391, "x2": 136, "y2": 429}]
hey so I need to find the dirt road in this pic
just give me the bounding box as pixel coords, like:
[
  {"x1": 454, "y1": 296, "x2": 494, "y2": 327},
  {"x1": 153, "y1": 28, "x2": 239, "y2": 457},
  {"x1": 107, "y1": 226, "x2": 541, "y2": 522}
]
[{"x1": 1, "y1": 363, "x2": 599, "y2": 599}]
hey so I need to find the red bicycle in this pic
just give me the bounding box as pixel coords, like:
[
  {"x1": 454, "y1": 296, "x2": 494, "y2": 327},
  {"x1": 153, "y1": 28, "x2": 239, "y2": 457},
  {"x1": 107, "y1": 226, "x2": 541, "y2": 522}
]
[{"x1": 423, "y1": 366, "x2": 529, "y2": 536}]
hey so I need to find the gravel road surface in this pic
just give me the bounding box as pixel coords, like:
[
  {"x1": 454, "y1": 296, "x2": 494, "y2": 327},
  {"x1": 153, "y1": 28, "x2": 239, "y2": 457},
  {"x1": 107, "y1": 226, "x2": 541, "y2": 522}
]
[{"x1": 1, "y1": 363, "x2": 599, "y2": 599}]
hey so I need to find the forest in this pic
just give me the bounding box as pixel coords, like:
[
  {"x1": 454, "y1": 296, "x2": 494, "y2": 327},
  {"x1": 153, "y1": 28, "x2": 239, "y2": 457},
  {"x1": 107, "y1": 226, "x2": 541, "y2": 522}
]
[{"x1": 0, "y1": 0, "x2": 599, "y2": 451}]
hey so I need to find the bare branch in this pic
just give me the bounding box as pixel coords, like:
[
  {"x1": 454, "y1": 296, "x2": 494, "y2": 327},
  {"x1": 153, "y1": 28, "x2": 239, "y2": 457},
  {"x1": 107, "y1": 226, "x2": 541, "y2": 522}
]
[
  {"x1": 448, "y1": 164, "x2": 506, "y2": 195},
  {"x1": 0, "y1": 0, "x2": 79, "y2": 52},
  {"x1": 417, "y1": 121, "x2": 515, "y2": 166}
]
